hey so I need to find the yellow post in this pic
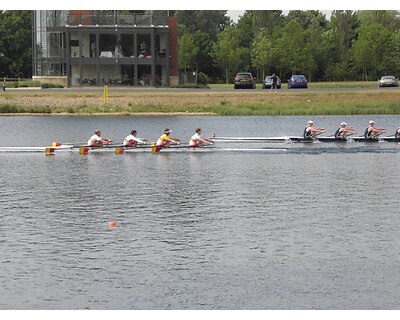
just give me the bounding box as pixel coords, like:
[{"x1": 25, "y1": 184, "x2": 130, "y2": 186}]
[{"x1": 104, "y1": 85, "x2": 108, "y2": 105}]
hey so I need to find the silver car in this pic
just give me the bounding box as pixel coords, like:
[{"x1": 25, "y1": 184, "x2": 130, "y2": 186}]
[{"x1": 378, "y1": 76, "x2": 398, "y2": 87}]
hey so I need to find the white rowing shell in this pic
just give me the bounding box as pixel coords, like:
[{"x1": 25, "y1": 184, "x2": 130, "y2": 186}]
[{"x1": 0, "y1": 146, "x2": 74, "y2": 153}]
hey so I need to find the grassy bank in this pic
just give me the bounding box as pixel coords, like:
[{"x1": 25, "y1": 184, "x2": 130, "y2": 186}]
[{"x1": 1, "y1": 89, "x2": 399, "y2": 116}]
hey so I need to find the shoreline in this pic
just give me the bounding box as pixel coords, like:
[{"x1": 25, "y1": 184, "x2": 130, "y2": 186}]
[{"x1": 0, "y1": 112, "x2": 218, "y2": 116}]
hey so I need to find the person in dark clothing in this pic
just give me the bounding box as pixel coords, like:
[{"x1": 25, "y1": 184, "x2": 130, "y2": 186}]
[
  {"x1": 271, "y1": 73, "x2": 277, "y2": 92},
  {"x1": 394, "y1": 127, "x2": 400, "y2": 141},
  {"x1": 334, "y1": 122, "x2": 357, "y2": 140},
  {"x1": 364, "y1": 120, "x2": 386, "y2": 140}
]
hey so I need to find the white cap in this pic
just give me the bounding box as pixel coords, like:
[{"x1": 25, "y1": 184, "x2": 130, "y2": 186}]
[
  {"x1": 341, "y1": 122, "x2": 347, "y2": 126},
  {"x1": 307, "y1": 120, "x2": 313, "y2": 124},
  {"x1": 369, "y1": 120, "x2": 375, "y2": 124}
]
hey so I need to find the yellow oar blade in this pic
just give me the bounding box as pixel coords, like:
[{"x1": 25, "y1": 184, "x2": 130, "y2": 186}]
[
  {"x1": 45, "y1": 147, "x2": 55, "y2": 156},
  {"x1": 151, "y1": 143, "x2": 161, "y2": 153},
  {"x1": 79, "y1": 147, "x2": 89, "y2": 155}
]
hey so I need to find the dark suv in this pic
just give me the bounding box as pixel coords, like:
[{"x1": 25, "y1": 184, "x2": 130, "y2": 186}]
[{"x1": 234, "y1": 72, "x2": 256, "y2": 89}]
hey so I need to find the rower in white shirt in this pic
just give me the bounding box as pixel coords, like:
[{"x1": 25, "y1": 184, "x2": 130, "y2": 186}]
[
  {"x1": 189, "y1": 128, "x2": 214, "y2": 147},
  {"x1": 87, "y1": 130, "x2": 112, "y2": 146},
  {"x1": 123, "y1": 130, "x2": 147, "y2": 147}
]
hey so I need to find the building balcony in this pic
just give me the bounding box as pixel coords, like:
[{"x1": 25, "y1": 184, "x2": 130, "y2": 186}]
[{"x1": 66, "y1": 14, "x2": 168, "y2": 27}]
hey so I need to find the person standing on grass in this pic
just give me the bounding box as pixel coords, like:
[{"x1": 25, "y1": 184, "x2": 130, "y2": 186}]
[{"x1": 271, "y1": 73, "x2": 278, "y2": 92}]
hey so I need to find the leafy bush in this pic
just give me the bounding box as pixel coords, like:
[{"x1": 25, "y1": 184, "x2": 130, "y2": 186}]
[
  {"x1": 20, "y1": 81, "x2": 41, "y2": 87},
  {"x1": 0, "y1": 104, "x2": 22, "y2": 113},
  {"x1": 211, "y1": 79, "x2": 226, "y2": 84},
  {"x1": 0, "y1": 104, "x2": 52, "y2": 114},
  {"x1": 3, "y1": 81, "x2": 41, "y2": 88},
  {"x1": 197, "y1": 72, "x2": 209, "y2": 85},
  {"x1": 170, "y1": 84, "x2": 210, "y2": 89},
  {"x1": 41, "y1": 83, "x2": 64, "y2": 89}
]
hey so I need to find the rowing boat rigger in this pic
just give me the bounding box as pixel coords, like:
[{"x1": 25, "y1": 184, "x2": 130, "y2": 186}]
[
  {"x1": 0, "y1": 145, "x2": 74, "y2": 154},
  {"x1": 69, "y1": 144, "x2": 288, "y2": 154}
]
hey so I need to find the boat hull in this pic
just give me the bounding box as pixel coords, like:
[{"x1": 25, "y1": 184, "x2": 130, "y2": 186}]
[{"x1": 210, "y1": 136, "x2": 400, "y2": 143}]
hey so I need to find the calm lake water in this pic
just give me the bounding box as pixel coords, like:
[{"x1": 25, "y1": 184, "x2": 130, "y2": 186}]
[{"x1": 1, "y1": 115, "x2": 400, "y2": 309}]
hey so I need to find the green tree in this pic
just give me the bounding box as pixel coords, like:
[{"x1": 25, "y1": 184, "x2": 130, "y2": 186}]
[
  {"x1": 323, "y1": 10, "x2": 360, "y2": 80},
  {"x1": 174, "y1": 10, "x2": 229, "y2": 42},
  {"x1": 277, "y1": 20, "x2": 315, "y2": 77},
  {"x1": 358, "y1": 10, "x2": 400, "y2": 30},
  {"x1": 306, "y1": 14, "x2": 329, "y2": 80},
  {"x1": 352, "y1": 23, "x2": 392, "y2": 80},
  {"x1": 234, "y1": 11, "x2": 254, "y2": 48},
  {"x1": 178, "y1": 33, "x2": 199, "y2": 83},
  {"x1": 329, "y1": 10, "x2": 359, "y2": 60},
  {"x1": 286, "y1": 10, "x2": 327, "y2": 29},
  {"x1": 251, "y1": 28, "x2": 273, "y2": 79},
  {"x1": 0, "y1": 10, "x2": 32, "y2": 77},
  {"x1": 211, "y1": 26, "x2": 247, "y2": 83},
  {"x1": 252, "y1": 10, "x2": 284, "y2": 35},
  {"x1": 175, "y1": 11, "x2": 230, "y2": 80},
  {"x1": 392, "y1": 30, "x2": 400, "y2": 75}
]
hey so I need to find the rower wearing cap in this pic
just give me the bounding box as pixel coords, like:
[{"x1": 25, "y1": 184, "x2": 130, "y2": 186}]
[
  {"x1": 364, "y1": 120, "x2": 386, "y2": 140},
  {"x1": 394, "y1": 127, "x2": 400, "y2": 141},
  {"x1": 123, "y1": 130, "x2": 147, "y2": 147},
  {"x1": 303, "y1": 120, "x2": 325, "y2": 139},
  {"x1": 156, "y1": 128, "x2": 180, "y2": 147},
  {"x1": 87, "y1": 130, "x2": 112, "y2": 146},
  {"x1": 334, "y1": 122, "x2": 357, "y2": 140},
  {"x1": 189, "y1": 128, "x2": 214, "y2": 147}
]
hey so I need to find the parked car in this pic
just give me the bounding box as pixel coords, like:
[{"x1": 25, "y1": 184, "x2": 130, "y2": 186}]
[
  {"x1": 234, "y1": 72, "x2": 256, "y2": 89},
  {"x1": 287, "y1": 75, "x2": 308, "y2": 89},
  {"x1": 378, "y1": 75, "x2": 398, "y2": 87},
  {"x1": 262, "y1": 75, "x2": 281, "y2": 89}
]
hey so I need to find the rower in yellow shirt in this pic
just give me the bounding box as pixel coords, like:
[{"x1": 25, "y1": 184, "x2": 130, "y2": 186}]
[{"x1": 156, "y1": 128, "x2": 180, "y2": 147}]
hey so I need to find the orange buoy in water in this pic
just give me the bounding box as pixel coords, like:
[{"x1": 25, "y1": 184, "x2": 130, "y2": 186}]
[{"x1": 108, "y1": 221, "x2": 117, "y2": 228}]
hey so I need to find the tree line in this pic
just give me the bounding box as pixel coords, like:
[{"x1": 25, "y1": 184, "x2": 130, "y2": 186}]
[
  {"x1": 1, "y1": 10, "x2": 399, "y2": 83},
  {"x1": 176, "y1": 10, "x2": 400, "y2": 83},
  {"x1": 0, "y1": 11, "x2": 32, "y2": 78}
]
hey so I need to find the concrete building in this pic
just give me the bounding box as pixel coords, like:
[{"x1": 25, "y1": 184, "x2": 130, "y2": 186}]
[{"x1": 32, "y1": 10, "x2": 178, "y2": 87}]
